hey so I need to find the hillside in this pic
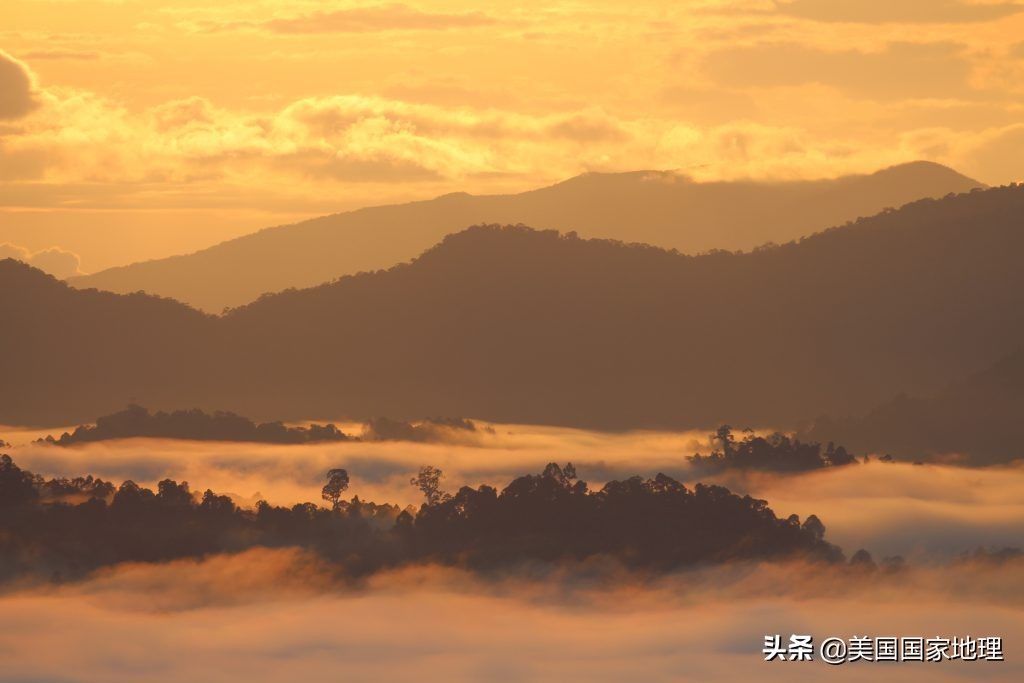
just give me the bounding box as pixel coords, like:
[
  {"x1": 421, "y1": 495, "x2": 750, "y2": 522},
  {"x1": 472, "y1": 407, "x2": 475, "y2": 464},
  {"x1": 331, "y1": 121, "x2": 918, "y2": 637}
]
[
  {"x1": 69, "y1": 161, "x2": 982, "y2": 312},
  {"x1": 803, "y1": 347, "x2": 1024, "y2": 465},
  {"x1": 5, "y1": 183, "x2": 1024, "y2": 429},
  {"x1": 0, "y1": 260, "x2": 214, "y2": 425}
]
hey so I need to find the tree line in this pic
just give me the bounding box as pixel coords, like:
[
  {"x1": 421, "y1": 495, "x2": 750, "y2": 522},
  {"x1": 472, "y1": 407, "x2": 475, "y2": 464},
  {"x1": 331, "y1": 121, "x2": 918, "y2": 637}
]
[
  {"x1": 0, "y1": 454, "x2": 844, "y2": 584},
  {"x1": 688, "y1": 426, "x2": 859, "y2": 473}
]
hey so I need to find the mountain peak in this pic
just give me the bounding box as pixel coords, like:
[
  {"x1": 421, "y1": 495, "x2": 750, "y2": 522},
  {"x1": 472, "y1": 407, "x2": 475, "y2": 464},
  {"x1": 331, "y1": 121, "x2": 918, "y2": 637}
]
[
  {"x1": 870, "y1": 160, "x2": 983, "y2": 186},
  {"x1": 68, "y1": 162, "x2": 987, "y2": 312}
]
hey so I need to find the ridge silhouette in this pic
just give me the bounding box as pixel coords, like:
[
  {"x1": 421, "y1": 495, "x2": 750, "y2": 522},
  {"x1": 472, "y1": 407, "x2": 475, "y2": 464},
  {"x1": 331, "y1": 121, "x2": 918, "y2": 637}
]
[
  {"x1": 4, "y1": 183, "x2": 1024, "y2": 430},
  {"x1": 69, "y1": 161, "x2": 981, "y2": 312}
]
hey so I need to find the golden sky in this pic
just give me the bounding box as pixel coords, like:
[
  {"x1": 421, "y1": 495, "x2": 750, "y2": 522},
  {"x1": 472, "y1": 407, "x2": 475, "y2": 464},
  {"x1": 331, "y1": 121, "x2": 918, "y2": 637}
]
[{"x1": 2, "y1": 0, "x2": 1024, "y2": 270}]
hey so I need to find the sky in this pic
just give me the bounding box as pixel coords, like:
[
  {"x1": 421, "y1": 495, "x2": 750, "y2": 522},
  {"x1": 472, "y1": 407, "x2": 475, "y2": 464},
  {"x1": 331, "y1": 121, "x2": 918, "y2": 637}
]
[{"x1": 2, "y1": 0, "x2": 1024, "y2": 270}]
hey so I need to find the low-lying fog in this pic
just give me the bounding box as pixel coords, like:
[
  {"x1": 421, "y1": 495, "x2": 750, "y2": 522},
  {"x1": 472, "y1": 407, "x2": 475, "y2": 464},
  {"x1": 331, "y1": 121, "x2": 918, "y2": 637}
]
[
  {"x1": 4, "y1": 423, "x2": 1023, "y2": 559},
  {"x1": 0, "y1": 549, "x2": 1020, "y2": 682}
]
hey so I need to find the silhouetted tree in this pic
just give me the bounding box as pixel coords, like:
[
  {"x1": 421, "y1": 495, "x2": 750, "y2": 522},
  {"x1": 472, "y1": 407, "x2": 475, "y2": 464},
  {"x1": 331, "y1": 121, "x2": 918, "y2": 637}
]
[
  {"x1": 802, "y1": 514, "x2": 826, "y2": 541},
  {"x1": 849, "y1": 549, "x2": 877, "y2": 571},
  {"x1": 321, "y1": 468, "x2": 350, "y2": 509},
  {"x1": 0, "y1": 456, "x2": 851, "y2": 584},
  {"x1": 714, "y1": 425, "x2": 736, "y2": 459},
  {"x1": 0, "y1": 454, "x2": 37, "y2": 508},
  {"x1": 410, "y1": 465, "x2": 447, "y2": 505}
]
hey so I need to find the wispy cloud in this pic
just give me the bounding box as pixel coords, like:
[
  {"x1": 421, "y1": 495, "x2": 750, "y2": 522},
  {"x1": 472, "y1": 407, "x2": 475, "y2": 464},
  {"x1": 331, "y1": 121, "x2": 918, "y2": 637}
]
[
  {"x1": 704, "y1": 41, "x2": 976, "y2": 99},
  {"x1": 774, "y1": 0, "x2": 1024, "y2": 24},
  {"x1": 17, "y1": 49, "x2": 101, "y2": 61},
  {"x1": 265, "y1": 4, "x2": 498, "y2": 35}
]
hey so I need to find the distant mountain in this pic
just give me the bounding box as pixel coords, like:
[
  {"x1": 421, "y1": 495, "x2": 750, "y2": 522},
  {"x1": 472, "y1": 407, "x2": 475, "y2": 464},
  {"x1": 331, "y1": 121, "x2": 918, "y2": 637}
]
[
  {"x1": 69, "y1": 161, "x2": 982, "y2": 312},
  {"x1": 803, "y1": 347, "x2": 1024, "y2": 465},
  {"x1": 5, "y1": 183, "x2": 1024, "y2": 429}
]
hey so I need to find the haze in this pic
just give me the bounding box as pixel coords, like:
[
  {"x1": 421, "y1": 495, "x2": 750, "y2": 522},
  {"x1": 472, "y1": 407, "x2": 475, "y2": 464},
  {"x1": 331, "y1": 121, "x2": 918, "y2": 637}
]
[
  {"x1": 2, "y1": 2, "x2": 1023, "y2": 681},
  {"x1": 3, "y1": 0, "x2": 1024, "y2": 270}
]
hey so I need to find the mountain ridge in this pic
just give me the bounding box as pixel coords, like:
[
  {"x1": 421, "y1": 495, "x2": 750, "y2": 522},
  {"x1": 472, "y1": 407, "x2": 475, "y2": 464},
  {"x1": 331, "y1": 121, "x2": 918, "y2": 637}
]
[
  {"x1": 69, "y1": 161, "x2": 982, "y2": 312},
  {"x1": 6, "y1": 183, "x2": 1023, "y2": 431}
]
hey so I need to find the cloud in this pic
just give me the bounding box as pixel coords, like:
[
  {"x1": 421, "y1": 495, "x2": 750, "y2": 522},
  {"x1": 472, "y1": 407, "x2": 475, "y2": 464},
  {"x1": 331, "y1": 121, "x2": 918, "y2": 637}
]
[
  {"x1": 0, "y1": 84, "x2": 925, "y2": 210},
  {"x1": 0, "y1": 72, "x2": 1020, "y2": 221},
  {"x1": 0, "y1": 242, "x2": 30, "y2": 261},
  {"x1": 3, "y1": 422, "x2": 1023, "y2": 681},
  {"x1": 22, "y1": 245, "x2": 84, "y2": 278},
  {"x1": 265, "y1": 4, "x2": 497, "y2": 35},
  {"x1": 705, "y1": 42, "x2": 975, "y2": 99},
  {"x1": 0, "y1": 243, "x2": 82, "y2": 278},
  {"x1": 0, "y1": 50, "x2": 40, "y2": 120},
  {"x1": 17, "y1": 49, "x2": 101, "y2": 61},
  {"x1": 0, "y1": 553, "x2": 1022, "y2": 682},
  {"x1": 774, "y1": 0, "x2": 1024, "y2": 24},
  {"x1": 957, "y1": 123, "x2": 1024, "y2": 182},
  {"x1": 8, "y1": 426, "x2": 1024, "y2": 559}
]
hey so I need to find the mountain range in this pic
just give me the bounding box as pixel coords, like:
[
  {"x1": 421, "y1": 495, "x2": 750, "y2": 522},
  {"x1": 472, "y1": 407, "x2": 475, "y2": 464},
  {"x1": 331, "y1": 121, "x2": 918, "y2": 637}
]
[
  {"x1": 5, "y1": 182, "x2": 1023, "y2": 432},
  {"x1": 68, "y1": 161, "x2": 982, "y2": 312}
]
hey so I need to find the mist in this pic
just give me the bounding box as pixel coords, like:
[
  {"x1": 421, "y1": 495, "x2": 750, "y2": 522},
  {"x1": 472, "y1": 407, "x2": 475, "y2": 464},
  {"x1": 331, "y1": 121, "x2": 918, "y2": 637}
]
[
  {"x1": 5, "y1": 424, "x2": 1023, "y2": 560},
  {"x1": 0, "y1": 549, "x2": 1019, "y2": 682}
]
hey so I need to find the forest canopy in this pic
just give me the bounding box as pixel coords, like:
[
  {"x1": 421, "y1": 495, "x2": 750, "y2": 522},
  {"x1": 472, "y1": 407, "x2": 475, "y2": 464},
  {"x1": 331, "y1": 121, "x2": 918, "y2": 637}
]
[
  {"x1": 688, "y1": 427, "x2": 859, "y2": 473},
  {"x1": 37, "y1": 406, "x2": 497, "y2": 446},
  {"x1": 39, "y1": 405, "x2": 353, "y2": 445},
  {"x1": 0, "y1": 454, "x2": 844, "y2": 584}
]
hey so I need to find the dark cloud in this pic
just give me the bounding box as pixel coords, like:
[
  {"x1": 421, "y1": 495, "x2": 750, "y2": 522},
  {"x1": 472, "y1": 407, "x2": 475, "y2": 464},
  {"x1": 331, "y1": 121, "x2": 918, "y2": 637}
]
[
  {"x1": 774, "y1": 0, "x2": 1024, "y2": 24},
  {"x1": 0, "y1": 50, "x2": 40, "y2": 120},
  {"x1": 265, "y1": 4, "x2": 496, "y2": 35},
  {"x1": 705, "y1": 42, "x2": 974, "y2": 99}
]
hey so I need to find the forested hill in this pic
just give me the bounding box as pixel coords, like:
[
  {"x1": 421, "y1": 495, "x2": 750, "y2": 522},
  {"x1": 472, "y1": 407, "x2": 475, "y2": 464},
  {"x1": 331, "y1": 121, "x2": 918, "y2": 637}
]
[
  {"x1": 69, "y1": 161, "x2": 981, "y2": 312},
  {"x1": 4, "y1": 183, "x2": 1024, "y2": 429},
  {"x1": 804, "y1": 345, "x2": 1024, "y2": 465}
]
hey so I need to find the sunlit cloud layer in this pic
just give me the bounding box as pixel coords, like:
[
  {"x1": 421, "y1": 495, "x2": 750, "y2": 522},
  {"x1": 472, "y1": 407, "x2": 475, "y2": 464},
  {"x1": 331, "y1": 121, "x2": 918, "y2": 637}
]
[
  {"x1": 2, "y1": 1, "x2": 1024, "y2": 269},
  {"x1": 6, "y1": 424, "x2": 1023, "y2": 559},
  {"x1": 773, "y1": 0, "x2": 1024, "y2": 24},
  {"x1": 0, "y1": 549, "x2": 1021, "y2": 682}
]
